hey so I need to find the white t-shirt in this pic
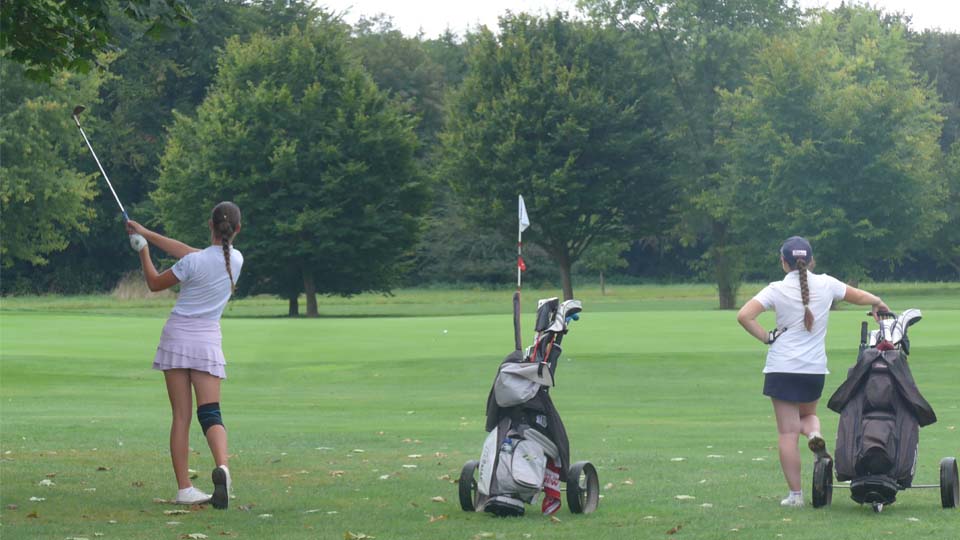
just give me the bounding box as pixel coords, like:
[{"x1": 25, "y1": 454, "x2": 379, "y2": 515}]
[
  {"x1": 170, "y1": 246, "x2": 244, "y2": 320},
  {"x1": 752, "y1": 271, "x2": 847, "y2": 375}
]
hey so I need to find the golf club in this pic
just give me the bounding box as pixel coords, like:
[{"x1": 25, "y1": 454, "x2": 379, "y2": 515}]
[{"x1": 72, "y1": 105, "x2": 129, "y2": 222}]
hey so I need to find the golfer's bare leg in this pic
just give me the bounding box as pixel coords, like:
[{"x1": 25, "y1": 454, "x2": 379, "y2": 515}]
[
  {"x1": 164, "y1": 369, "x2": 194, "y2": 489},
  {"x1": 772, "y1": 398, "x2": 802, "y2": 492},
  {"x1": 799, "y1": 400, "x2": 821, "y2": 437},
  {"x1": 191, "y1": 369, "x2": 228, "y2": 467}
]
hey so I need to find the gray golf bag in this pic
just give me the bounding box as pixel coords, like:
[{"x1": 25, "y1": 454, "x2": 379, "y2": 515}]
[
  {"x1": 827, "y1": 310, "x2": 936, "y2": 507},
  {"x1": 459, "y1": 297, "x2": 599, "y2": 517}
]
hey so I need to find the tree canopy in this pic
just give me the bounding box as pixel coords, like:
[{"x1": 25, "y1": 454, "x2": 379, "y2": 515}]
[
  {"x1": 154, "y1": 22, "x2": 428, "y2": 315},
  {"x1": 441, "y1": 12, "x2": 672, "y2": 300}
]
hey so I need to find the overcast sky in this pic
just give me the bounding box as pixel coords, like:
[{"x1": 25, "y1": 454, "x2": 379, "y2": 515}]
[{"x1": 316, "y1": 0, "x2": 960, "y2": 38}]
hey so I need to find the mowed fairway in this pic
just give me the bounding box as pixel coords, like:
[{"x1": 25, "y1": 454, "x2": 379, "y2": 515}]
[{"x1": 1, "y1": 285, "x2": 958, "y2": 539}]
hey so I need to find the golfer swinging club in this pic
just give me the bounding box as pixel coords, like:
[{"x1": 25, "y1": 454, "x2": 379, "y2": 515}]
[
  {"x1": 737, "y1": 236, "x2": 888, "y2": 507},
  {"x1": 126, "y1": 202, "x2": 243, "y2": 509}
]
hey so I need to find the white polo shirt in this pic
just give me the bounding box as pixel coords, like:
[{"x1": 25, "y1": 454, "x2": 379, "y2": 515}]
[
  {"x1": 170, "y1": 246, "x2": 244, "y2": 320},
  {"x1": 752, "y1": 271, "x2": 848, "y2": 374}
]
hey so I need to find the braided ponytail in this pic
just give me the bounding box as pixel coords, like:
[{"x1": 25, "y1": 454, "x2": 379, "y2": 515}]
[
  {"x1": 796, "y1": 258, "x2": 814, "y2": 331},
  {"x1": 211, "y1": 202, "x2": 241, "y2": 295}
]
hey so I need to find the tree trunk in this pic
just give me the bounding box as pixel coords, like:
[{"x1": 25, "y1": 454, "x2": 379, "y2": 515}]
[
  {"x1": 303, "y1": 271, "x2": 318, "y2": 317},
  {"x1": 712, "y1": 222, "x2": 739, "y2": 309},
  {"x1": 288, "y1": 296, "x2": 299, "y2": 317},
  {"x1": 600, "y1": 271, "x2": 606, "y2": 296},
  {"x1": 558, "y1": 250, "x2": 574, "y2": 301},
  {"x1": 718, "y1": 280, "x2": 737, "y2": 310}
]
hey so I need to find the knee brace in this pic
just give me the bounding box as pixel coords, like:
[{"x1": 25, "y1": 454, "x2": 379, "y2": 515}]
[{"x1": 197, "y1": 402, "x2": 224, "y2": 434}]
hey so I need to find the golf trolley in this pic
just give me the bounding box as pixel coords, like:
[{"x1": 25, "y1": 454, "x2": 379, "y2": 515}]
[
  {"x1": 458, "y1": 296, "x2": 600, "y2": 517},
  {"x1": 812, "y1": 310, "x2": 958, "y2": 513}
]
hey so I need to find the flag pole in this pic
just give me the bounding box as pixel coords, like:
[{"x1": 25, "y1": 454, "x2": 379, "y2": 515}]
[{"x1": 513, "y1": 195, "x2": 529, "y2": 351}]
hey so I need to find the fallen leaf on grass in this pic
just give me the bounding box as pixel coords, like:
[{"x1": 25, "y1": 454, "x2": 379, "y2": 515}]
[
  {"x1": 603, "y1": 483, "x2": 614, "y2": 490},
  {"x1": 378, "y1": 475, "x2": 391, "y2": 480},
  {"x1": 706, "y1": 455, "x2": 724, "y2": 459},
  {"x1": 164, "y1": 509, "x2": 190, "y2": 515},
  {"x1": 218, "y1": 532, "x2": 238, "y2": 537},
  {"x1": 666, "y1": 524, "x2": 683, "y2": 535},
  {"x1": 154, "y1": 498, "x2": 174, "y2": 504},
  {"x1": 622, "y1": 479, "x2": 634, "y2": 486},
  {"x1": 402, "y1": 464, "x2": 418, "y2": 469},
  {"x1": 408, "y1": 454, "x2": 422, "y2": 459},
  {"x1": 428, "y1": 514, "x2": 447, "y2": 523},
  {"x1": 96, "y1": 466, "x2": 111, "y2": 471},
  {"x1": 431, "y1": 496, "x2": 446, "y2": 503},
  {"x1": 65, "y1": 537, "x2": 89, "y2": 540},
  {"x1": 303, "y1": 509, "x2": 322, "y2": 514},
  {"x1": 434, "y1": 452, "x2": 447, "y2": 458},
  {"x1": 188, "y1": 469, "x2": 198, "y2": 479},
  {"x1": 550, "y1": 516, "x2": 561, "y2": 523},
  {"x1": 258, "y1": 514, "x2": 273, "y2": 519},
  {"x1": 238, "y1": 504, "x2": 255, "y2": 511},
  {"x1": 131, "y1": 481, "x2": 144, "y2": 487},
  {"x1": 27, "y1": 511, "x2": 39, "y2": 518},
  {"x1": 352, "y1": 449, "x2": 365, "y2": 454},
  {"x1": 437, "y1": 474, "x2": 451, "y2": 481},
  {"x1": 345, "y1": 532, "x2": 375, "y2": 540},
  {"x1": 642, "y1": 516, "x2": 655, "y2": 520},
  {"x1": 675, "y1": 495, "x2": 696, "y2": 500},
  {"x1": 6, "y1": 504, "x2": 17, "y2": 510},
  {"x1": 45, "y1": 473, "x2": 56, "y2": 478},
  {"x1": 906, "y1": 517, "x2": 920, "y2": 522},
  {"x1": 180, "y1": 534, "x2": 208, "y2": 539},
  {"x1": 38, "y1": 479, "x2": 55, "y2": 486},
  {"x1": 29, "y1": 497, "x2": 45, "y2": 502},
  {"x1": 701, "y1": 503, "x2": 713, "y2": 508},
  {"x1": 166, "y1": 521, "x2": 182, "y2": 526},
  {"x1": 330, "y1": 470, "x2": 346, "y2": 477},
  {"x1": 670, "y1": 457, "x2": 686, "y2": 462},
  {"x1": 472, "y1": 533, "x2": 495, "y2": 540}
]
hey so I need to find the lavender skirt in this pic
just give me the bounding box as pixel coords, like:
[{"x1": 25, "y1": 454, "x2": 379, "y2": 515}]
[{"x1": 153, "y1": 314, "x2": 227, "y2": 379}]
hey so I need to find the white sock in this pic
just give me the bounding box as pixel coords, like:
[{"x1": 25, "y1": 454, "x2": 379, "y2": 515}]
[
  {"x1": 789, "y1": 490, "x2": 802, "y2": 499},
  {"x1": 808, "y1": 432, "x2": 822, "y2": 440}
]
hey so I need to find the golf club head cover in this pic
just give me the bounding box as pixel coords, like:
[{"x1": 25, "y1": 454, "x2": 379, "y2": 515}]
[
  {"x1": 197, "y1": 402, "x2": 224, "y2": 434},
  {"x1": 767, "y1": 327, "x2": 787, "y2": 345},
  {"x1": 129, "y1": 233, "x2": 147, "y2": 252}
]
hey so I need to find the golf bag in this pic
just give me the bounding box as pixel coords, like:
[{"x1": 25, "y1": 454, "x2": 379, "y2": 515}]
[
  {"x1": 827, "y1": 309, "x2": 936, "y2": 506},
  {"x1": 476, "y1": 297, "x2": 581, "y2": 516}
]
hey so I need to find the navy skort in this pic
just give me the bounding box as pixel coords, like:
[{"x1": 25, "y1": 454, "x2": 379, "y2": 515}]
[{"x1": 763, "y1": 372, "x2": 826, "y2": 403}]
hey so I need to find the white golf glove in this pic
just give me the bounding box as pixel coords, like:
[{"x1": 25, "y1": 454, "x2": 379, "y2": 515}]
[{"x1": 129, "y1": 233, "x2": 147, "y2": 252}]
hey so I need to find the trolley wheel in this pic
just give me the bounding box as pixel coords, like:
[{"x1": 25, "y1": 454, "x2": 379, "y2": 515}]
[
  {"x1": 459, "y1": 460, "x2": 480, "y2": 512},
  {"x1": 812, "y1": 458, "x2": 833, "y2": 508},
  {"x1": 872, "y1": 502, "x2": 884, "y2": 513},
  {"x1": 940, "y1": 457, "x2": 959, "y2": 509},
  {"x1": 566, "y1": 461, "x2": 599, "y2": 514}
]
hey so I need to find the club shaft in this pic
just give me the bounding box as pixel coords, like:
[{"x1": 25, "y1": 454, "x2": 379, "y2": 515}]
[{"x1": 73, "y1": 116, "x2": 128, "y2": 219}]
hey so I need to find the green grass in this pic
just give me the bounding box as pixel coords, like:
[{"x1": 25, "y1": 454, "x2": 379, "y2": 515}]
[{"x1": 1, "y1": 285, "x2": 958, "y2": 539}]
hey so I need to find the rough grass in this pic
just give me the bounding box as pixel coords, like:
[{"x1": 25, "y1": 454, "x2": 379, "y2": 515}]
[{"x1": 1, "y1": 285, "x2": 958, "y2": 539}]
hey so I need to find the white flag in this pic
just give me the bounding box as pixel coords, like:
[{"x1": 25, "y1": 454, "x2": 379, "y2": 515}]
[{"x1": 518, "y1": 195, "x2": 530, "y2": 233}]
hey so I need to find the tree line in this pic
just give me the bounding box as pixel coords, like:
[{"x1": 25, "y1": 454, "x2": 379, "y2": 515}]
[{"x1": 2, "y1": 0, "x2": 958, "y2": 313}]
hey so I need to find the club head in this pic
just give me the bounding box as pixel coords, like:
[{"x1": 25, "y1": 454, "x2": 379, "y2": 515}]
[{"x1": 72, "y1": 105, "x2": 86, "y2": 117}]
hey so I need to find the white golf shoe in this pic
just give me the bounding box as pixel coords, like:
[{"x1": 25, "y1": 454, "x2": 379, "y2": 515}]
[
  {"x1": 175, "y1": 486, "x2": 212, "y2": 505},
  {"x1": 780, "y1": 494, "x2": 804, "y2": 507}
]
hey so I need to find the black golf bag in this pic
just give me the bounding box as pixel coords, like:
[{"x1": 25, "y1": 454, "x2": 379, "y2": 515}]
[
  {"x1": 472, "y1": 297, "x2": 584, "y2": 516},
  {"x1": 827, "y1": 310, "x2": 936, "y2": 506}
]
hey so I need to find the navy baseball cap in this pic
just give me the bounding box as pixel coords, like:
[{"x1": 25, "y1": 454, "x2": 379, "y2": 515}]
[{"x1": 781, "y1": 236, "x2": 813, "y2": 266}]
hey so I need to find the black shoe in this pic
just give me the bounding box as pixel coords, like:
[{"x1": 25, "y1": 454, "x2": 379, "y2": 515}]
[{"x1": 212, "y1": 466, "x2": 230, "y2": 510}]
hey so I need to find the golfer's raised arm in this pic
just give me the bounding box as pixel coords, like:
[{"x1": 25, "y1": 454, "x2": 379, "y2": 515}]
[{"x1": 126, "y1": 220, "x2": 198, "y2": 259}]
